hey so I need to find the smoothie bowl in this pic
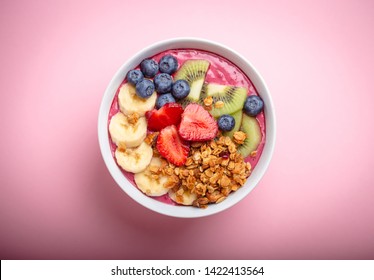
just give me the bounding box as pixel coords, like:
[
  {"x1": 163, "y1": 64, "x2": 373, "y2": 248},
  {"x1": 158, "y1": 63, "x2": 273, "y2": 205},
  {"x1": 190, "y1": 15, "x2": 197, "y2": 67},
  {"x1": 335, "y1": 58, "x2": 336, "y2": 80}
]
[{"x1": 98, "y1": 38, "x2": 275, "y2": 218}]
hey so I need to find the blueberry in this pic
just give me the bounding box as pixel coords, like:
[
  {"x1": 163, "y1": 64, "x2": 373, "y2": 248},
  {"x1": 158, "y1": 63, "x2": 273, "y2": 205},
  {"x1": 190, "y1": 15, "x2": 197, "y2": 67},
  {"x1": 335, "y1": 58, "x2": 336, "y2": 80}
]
[
  {"x1": 126, "y1": 69, "x2": 144, "y2": 85},
  {"x1": 135, "y1": 79, "x2": 155, "y2": 99},
  {"x1": 217, "y1": 114, "x2": 235, "y2": 131},
  {"x1": 156, "y1": 93, "x2": 175, "y2": 109},
  {"x1": 159, "y1": 55, "x2": 178, "y2": 74},
  {"x1": 140, "y1": 58, "x2": 159, "y2": 78},
  {"x1": 244, "y1": 95, "x2": 264, "y2": 116},
  {"x1": 172, "y1": 80, "x2": 190, "y2": 99},
  {"x1": 154, "y1": 73, "x2": 173, "y2": 94}
]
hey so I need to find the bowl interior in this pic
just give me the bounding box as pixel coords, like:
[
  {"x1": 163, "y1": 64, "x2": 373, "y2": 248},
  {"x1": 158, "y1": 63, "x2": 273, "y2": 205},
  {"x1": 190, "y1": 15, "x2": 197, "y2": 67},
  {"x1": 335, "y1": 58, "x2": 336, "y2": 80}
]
[{"x1": 98, "y1": 38, "x2": 276, "y2": 218}]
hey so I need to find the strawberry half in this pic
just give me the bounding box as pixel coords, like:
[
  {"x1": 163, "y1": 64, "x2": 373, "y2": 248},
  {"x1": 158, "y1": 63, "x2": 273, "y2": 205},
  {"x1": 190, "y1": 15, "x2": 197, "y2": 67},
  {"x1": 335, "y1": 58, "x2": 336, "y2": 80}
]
[
  {"x1": 178, "y1": 103, "x2": 218, "y2": 141},
  {"x1": 156, "y1": 125, "x2": 190, "y2": 166},
  {"x1": 146, "y1": 102, "x2": 184, "y2": 131}
]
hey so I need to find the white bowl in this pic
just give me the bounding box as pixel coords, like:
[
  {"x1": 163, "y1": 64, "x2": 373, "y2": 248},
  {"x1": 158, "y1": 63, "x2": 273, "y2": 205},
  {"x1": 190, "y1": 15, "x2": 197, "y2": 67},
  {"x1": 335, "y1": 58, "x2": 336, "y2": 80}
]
[{"x1": 98, "y1": 37, "x2": 276, "y2": 218}]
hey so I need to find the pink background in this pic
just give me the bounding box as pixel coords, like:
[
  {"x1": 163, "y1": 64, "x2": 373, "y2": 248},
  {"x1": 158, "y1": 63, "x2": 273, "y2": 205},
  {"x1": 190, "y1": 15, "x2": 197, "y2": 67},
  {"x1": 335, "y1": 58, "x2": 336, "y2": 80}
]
[{"x1": 1, "y1": 0, "x2": 374, "y2": 259}]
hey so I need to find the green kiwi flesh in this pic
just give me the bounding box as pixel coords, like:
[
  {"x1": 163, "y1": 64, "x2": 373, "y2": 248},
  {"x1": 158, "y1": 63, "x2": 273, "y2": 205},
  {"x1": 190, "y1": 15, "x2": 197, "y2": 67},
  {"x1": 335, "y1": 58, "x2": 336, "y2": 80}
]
[
  {"x1": 222, "y1": 110, "x2": 243, "y2": 138},
  {"x1": 205, "y1": 83, "x2": 247, "y2": 117},
  {"x1": 237, "y1": 114, "x2": 262, "y2": 158},
  {"x1": 174, "y1": 60, "x2": 210, "y2": 102}
]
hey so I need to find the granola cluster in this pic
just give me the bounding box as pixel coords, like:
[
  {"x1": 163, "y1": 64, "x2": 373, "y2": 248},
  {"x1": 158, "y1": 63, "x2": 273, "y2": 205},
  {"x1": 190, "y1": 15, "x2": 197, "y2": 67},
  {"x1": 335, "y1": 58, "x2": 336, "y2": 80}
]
[
  {"x1": 127, "y1": 112, "x2": 139, "y2": 125},
  {"x1": 158, "y1": 135, "x2": 251, "y2": 208},
  {"x1": 203, "y1": 96, "x2": 225, "y2": 111}
]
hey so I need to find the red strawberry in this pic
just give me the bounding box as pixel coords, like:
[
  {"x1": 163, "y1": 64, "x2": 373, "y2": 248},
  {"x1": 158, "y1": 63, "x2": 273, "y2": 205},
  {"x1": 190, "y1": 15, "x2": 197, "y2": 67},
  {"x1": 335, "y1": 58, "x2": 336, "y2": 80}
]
[
  {"x1": 146, "y1": 102, "x2": 184, "y2": 131},
  {"x1": 156, "y1": 125, "x2": 190, "y2": 166},
  {"x1": 178, "y1": 103, "x2": 218, "y2": 141}
]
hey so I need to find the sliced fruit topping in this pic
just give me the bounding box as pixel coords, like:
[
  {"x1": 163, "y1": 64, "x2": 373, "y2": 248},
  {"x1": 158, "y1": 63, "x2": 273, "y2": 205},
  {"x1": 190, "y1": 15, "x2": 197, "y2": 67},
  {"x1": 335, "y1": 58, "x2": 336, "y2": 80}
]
[
  {"x1": 222, "y1": 110, "x2": 243, "y2": 138},
  {"x1": 115, "y1": 142, "x2": 153, "y2": 173},
  {"x1": 172, "y1": 79, "x2": 190, "y2": 99},
  {"x1": 118, "y1": 83, "x2": 156, "y2": 116},
  {"x1": 135, "y1": 79, "x2": 155, "y2": 99},
  {"x1": 154, "y1": 73, "x2": 173, "y2": 94},
  {"x1": 134, "y1": 157, "x2": 169, "y2": 196},
  {"x1": 174, "y1": 59, "x2": 210, "y2": 102},
  {"x1": 159, "y1": 54, "x2": 178, "y2": 74},
  {"x1": 109, "y1": 112, "x2": 147, "y2": 148},
  {"x1": 244, "y1": 95, "x2": 264, "y2": 116},
  {"x1": 156, "y1": 125, "x2": 190, "y2": 166},
  {"x1": 147, "y1": 102, "x2": 183, "y2": 131},
  {"x1": 126, "y1": 69, "x2": 144, "y2": 85},
  {"x1": 237, "y1": 114, "x2": 262, "y2": 158},
  {"x1": 203, "y1": 83, "x2": 247, "y2": 117},
  {"x1": 217, "y1": 114, "x2": 235, "y2": 132},
  {"x1": 204, "y1": 83, "x2": 227, "y2": 95},
  {"x1": 178, "y1": 103, "x2": 218, "y2": 141},
  {"x1": 155, "y1": 93, "x2": 176, "y2": 109},
  {"x1": 140, "y1": 58, "x2": 159, "y2": 78},
  {"x1": 168, "y1": 189, "x2": 197, "y2": 205}
]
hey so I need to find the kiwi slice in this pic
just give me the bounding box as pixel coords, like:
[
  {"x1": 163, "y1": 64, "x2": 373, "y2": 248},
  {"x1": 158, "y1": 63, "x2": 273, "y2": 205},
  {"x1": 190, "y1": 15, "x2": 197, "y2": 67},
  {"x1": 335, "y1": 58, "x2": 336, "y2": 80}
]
[
  {"x1": 174, "y1": 60, "x2": 210, "y2": 102},
  {"x1": 237, "y1": 114, "x2": 262, "y2": 158},
  {"x1": 204, "y1": 83, "x2": 247, "y2": 117},
  {"x1": 222, "y1": 110, "x2": 243, "y2": 138}
]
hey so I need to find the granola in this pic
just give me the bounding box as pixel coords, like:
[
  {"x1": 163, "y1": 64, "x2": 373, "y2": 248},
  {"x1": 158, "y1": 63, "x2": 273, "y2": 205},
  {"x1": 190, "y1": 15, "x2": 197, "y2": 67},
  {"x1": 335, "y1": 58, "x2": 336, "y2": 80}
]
[
  {"x1": 161, "y1": 136, "x2": 251, "y2": 208},
  {"x1": 127, "y1": 112, "x2": 139, "y2": 125},
  {"x1": 214, "y1": 100, "x2": 225, "y2": 109},
  {"x1": 233, "y1": 131, "x2": 247, "y2": 145},
  {"x1": 203, "y1": 96, "x2": 213, "y2": 111}
]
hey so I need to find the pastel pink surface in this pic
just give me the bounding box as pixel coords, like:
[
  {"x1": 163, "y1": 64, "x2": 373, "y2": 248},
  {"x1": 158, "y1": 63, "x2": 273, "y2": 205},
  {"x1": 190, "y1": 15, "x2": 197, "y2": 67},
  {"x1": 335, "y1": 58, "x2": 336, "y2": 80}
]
[{"x1": 1, "y1": 0, "x2": 373, "y2": 259}]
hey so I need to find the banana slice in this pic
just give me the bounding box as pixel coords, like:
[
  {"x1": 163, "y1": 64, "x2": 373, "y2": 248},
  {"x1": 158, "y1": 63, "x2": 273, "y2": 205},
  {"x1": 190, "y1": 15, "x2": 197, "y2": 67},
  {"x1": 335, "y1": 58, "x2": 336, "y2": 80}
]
[
  {"x1": 134, "y1": 157, "x2": 169, "y2": 196},
  {"x1": 115, "y1": 142, "x2": 153, "y2": 173},
  {"x1": 168, "y1": 189, "x2": 198, "y2": 206},
  {"x1": 109, "y1": 112, "x2": 147, "y2": 148},
  {"x1": 118, "y1": 83, "x2": 157, "y2": 116}
]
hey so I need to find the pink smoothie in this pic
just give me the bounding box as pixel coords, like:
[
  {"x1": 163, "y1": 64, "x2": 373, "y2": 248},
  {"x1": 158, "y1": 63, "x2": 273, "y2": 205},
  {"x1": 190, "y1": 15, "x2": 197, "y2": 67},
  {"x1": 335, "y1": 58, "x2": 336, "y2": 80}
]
[{"x1": 108, "y1": 49, "x2": 266, "y2": 205}]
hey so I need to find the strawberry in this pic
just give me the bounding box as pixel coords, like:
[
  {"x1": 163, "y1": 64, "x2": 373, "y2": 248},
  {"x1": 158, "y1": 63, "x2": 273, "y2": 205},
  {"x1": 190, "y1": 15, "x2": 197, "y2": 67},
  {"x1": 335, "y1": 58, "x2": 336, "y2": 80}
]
[
  {"x1": 178, "y1": 103, "x2": 218, "y2": 141},
  {"x1": 146, "y1": 102, "x2": 184, "y2": 131},
  {"x1": 156, "y1": 125, "x2": 190, "y2": 166}
]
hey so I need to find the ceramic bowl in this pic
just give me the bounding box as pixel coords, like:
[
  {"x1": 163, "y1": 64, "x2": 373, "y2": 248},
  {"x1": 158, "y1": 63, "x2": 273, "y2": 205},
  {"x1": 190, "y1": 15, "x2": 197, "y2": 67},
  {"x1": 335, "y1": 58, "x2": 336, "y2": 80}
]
[{"x1": 98, "y1": 37, "x2": 276, "y2": 218}]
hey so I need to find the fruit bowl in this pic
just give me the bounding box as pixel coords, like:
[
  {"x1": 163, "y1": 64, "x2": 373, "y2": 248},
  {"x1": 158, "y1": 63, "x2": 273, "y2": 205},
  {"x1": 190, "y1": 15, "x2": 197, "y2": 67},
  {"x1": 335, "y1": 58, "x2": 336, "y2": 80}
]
[{"x1": 98, "y1": 38, "x2": 276, "y2": 218}]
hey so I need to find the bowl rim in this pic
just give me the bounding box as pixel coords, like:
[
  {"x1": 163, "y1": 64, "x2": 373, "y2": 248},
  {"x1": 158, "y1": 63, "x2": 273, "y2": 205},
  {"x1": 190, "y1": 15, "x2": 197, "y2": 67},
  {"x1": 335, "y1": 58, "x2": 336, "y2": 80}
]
[{"x1": 98, "y1": 37, "x2": 276, "y2": 218}]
